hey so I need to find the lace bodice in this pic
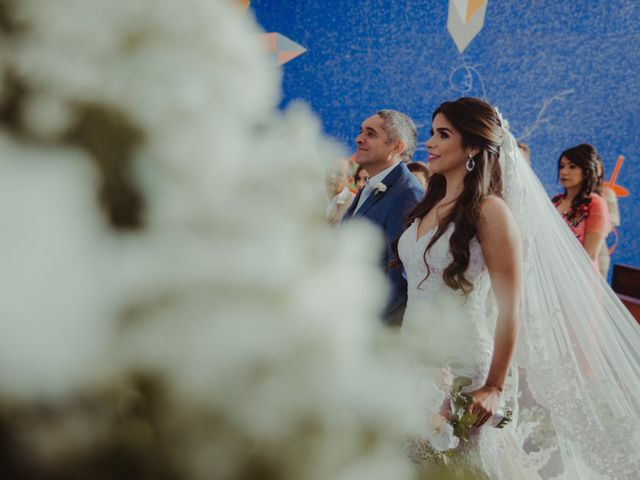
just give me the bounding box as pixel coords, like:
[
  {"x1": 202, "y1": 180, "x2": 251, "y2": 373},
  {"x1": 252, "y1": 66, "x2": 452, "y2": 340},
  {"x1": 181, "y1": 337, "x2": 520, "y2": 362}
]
[
  {"x1": 398, "y1": 220, "x2": 495, "y2": 385},
  {"x1": 399, "y1": 220, "x2": 488, "y2": 301}
]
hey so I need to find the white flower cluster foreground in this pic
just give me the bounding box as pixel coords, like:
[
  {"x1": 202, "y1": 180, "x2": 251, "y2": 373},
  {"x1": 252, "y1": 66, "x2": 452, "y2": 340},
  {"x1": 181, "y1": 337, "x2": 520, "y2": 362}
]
[
  {"x1": 415, "y1": 368, "x2": 459, "y2": 452},
  {"x1": 0, "y1": 0, "x2": 424, "y2": 478}
]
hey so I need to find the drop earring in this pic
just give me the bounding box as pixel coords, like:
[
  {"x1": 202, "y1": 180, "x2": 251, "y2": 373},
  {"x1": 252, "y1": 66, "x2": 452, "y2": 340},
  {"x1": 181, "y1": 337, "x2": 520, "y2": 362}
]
[{"x1": 466, "y1": 154, "x2": 475, "y2": 172}]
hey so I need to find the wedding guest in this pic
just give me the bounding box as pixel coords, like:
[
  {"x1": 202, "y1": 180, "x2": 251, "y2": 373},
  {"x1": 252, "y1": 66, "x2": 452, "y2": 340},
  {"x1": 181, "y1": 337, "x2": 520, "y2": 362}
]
[
  {"x1": 594, "y1": 154, "x2": 621, "y2": 278},
  {"x1": 407, "y1": 161, "x2": 431, "y2": 190},
  {"x1": 354, "y1": 164, "x2": 369, "y2": 191},
  {"x1": 343, "y1": 110, "x2": 423, "y2": 326},
  {"x1": 325, "y1": 158, "x2": 355, "y2": 225},
  {"x1": 552, "y1": 144, "x2": 610, "y2": 268}
]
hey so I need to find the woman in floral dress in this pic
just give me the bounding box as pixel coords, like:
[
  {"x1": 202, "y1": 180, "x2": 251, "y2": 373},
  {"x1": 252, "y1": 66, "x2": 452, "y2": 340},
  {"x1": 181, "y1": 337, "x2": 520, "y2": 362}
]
[{"x1": 552, "y1": 144, "x2": 610, "y2": 270}]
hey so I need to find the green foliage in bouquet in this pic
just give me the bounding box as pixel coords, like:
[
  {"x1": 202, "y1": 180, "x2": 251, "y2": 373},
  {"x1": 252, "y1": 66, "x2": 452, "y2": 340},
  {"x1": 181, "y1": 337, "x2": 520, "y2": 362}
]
[{"x1": 448, "y1": 376, "x2": 477, "y2": 443}]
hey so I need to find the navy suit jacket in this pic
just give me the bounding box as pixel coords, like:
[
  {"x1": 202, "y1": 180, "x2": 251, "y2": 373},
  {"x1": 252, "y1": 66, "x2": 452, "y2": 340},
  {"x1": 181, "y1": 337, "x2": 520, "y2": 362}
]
[{"x1": 343, "y1": 162, "x2": 424, "y2": 326}]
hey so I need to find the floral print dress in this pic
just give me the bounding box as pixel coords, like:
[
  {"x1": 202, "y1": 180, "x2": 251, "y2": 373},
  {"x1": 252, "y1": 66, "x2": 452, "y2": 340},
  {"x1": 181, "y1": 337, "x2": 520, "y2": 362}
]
[{"x1": 552, "y1": 193, "x2": 610, "y2": 269}]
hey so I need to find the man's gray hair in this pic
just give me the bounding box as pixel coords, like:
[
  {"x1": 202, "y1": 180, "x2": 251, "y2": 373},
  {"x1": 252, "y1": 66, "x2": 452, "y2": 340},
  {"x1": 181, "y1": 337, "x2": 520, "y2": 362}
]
[{"x1": 376, "y1": 109, "x2": 417, "y2": 163}]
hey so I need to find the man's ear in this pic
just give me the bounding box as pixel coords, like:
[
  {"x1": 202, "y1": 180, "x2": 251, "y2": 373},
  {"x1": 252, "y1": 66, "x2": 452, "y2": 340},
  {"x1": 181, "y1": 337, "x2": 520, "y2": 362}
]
[{"x1": 392, "y1": 140, "x2": 407, "y2": 157}]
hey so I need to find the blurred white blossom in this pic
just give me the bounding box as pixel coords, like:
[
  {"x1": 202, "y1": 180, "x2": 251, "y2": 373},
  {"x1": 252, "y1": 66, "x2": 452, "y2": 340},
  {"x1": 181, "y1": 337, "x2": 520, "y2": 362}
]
[
  {"x1": 427, "y1": 414, "x2": 459, "y2": 452},
  {"x1": 0, "y1": 0, "x2": 423, "y2": 478}
]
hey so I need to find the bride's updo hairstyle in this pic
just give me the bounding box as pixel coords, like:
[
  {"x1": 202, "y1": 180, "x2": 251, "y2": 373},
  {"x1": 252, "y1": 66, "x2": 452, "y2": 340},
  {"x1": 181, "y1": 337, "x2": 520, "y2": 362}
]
[{"x1": 397, "y1": 97, "x2": 505, "y2": 293}]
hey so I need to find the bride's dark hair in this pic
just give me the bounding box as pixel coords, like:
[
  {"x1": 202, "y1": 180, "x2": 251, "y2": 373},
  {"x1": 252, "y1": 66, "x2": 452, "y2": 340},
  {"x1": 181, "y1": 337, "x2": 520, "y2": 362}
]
[{"x1": 392, "y1": 97, "x2": 504, "y2": 293}]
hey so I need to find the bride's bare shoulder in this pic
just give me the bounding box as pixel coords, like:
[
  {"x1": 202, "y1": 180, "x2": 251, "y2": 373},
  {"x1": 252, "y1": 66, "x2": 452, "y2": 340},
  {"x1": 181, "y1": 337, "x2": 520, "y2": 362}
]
[
  {"x1": 479, "y1": 195, "x2": 512, "y2": 222},
  {"x1": 478, "y1": 195, "x2": 519, "y2": 242}
]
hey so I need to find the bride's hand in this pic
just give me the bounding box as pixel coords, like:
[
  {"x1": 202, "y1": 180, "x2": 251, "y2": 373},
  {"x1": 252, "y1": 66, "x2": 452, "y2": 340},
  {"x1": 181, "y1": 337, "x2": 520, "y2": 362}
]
[{"x1": 467, "y1": 385, "x2": 502, "y2": 427}]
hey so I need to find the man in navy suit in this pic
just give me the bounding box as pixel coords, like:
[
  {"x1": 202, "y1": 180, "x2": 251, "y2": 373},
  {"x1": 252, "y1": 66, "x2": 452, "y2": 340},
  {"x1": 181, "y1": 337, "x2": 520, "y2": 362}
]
[{"x1": 343, "y1": 110, "x2": 424, "y2": 326}]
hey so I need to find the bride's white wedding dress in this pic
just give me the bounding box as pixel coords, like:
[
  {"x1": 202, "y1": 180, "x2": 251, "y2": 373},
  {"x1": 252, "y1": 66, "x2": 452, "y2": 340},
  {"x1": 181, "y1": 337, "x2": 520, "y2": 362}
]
[
  {"x1": 394, "y1": 126, "x2": 640, "y2": 479},
  {"x1": 398, "y1": 220, "x2": 540, "y2": 479}
]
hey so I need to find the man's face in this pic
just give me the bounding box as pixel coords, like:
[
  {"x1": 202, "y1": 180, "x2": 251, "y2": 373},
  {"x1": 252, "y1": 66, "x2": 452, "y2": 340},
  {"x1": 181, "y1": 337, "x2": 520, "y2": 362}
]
[{"x1": 354, "y1": 115, "x2": 396, "y2": 169}]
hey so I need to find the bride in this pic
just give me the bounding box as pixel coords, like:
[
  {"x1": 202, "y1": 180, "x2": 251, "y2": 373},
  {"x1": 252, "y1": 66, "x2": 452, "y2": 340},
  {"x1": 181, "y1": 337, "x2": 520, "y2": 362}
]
[{"x1": 396, "y1": 97, "x2": 640, "y2": 479}]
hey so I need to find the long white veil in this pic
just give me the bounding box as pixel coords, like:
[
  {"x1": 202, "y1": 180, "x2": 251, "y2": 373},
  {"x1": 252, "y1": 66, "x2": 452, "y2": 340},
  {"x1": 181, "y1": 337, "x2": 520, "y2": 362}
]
[{"x1": 498, "y1": 121, "x2": 640, "y2": 479}]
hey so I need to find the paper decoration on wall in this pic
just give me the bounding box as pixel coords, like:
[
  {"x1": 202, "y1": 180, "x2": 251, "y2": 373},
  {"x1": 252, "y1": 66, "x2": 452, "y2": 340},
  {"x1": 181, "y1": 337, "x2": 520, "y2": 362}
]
[
  {"x1": 261, "y1": 33, "x2": 307, "y2": 66},
  {"x1": 603, "y1": 155, "x2": 630, "y2": 197},
  {"x1": 447, "y1": 0, "x2": 488, "y2": 53},
  {"x1": 603, "y1": 155, "x2": 628, "y2": 254}
]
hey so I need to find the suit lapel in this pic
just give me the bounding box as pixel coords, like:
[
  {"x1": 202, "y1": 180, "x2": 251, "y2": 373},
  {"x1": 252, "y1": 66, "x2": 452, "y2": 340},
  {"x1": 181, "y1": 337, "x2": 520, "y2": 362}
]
[
  {"x1": 343, "y1": 187, "x2": 363, "y2": 220},
  {"x1": 356, "y1": 184, "x2": 386, "y2": 216}
]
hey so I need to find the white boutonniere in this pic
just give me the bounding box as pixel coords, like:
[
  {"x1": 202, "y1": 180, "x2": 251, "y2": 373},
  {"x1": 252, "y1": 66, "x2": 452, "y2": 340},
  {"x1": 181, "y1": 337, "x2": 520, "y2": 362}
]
[{"x1": 373, "y1": 182, "x2": 387, "y2": 194}]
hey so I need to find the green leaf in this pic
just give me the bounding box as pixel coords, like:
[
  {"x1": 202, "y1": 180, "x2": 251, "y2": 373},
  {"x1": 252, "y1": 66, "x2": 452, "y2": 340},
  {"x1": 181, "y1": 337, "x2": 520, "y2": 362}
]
[
  {"x1": 459, "y1": 411, "x2": 477, "y2": 428},
  {"x1": 451, "y1": 376, "x2": 472, "y2": 394}
]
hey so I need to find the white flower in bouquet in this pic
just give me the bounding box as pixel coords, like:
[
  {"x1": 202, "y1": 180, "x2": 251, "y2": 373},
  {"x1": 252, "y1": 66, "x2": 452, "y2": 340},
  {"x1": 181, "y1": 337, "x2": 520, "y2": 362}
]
[
  {"x1": 427, "y1": 414, "x2": 460, "y2": 452},
  {"x1": 435, "y1": 367, "x2": 454, "y2": 391},
  {"x1": 412, "y1": 368, "x2": 459, "y2": 453}
]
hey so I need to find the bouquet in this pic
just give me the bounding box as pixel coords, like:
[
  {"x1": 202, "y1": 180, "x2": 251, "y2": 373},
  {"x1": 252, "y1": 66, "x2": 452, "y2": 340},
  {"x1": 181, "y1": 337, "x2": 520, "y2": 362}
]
[
  {"x1": 448, "y1": 376, "x2": 513, "y2": 439},
  {"x1": 415, "y1": 371, "x2": 513, "y2": 465}
]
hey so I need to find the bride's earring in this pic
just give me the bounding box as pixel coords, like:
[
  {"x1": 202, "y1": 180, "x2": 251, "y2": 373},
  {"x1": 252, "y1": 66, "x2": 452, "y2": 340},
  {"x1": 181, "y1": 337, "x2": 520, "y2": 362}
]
[{"x1": 466, "y1": 154, "x2": 475, "y2": 172}]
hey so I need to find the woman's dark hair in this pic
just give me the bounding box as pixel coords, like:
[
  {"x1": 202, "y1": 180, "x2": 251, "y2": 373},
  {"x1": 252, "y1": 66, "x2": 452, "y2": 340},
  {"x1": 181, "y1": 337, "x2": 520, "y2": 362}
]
[
  {"x1": 557, "y1": 144, "x2": 599, "y2": 207},
  {"x1": 354, "y1": 163, "x2": 368, "y2": 180},
  {"x1": 594, "y1": 152, "x2": 604, "y2": 195},
  {"x1": 390, "y1": 97, "x2": 504, "y2": 293}
]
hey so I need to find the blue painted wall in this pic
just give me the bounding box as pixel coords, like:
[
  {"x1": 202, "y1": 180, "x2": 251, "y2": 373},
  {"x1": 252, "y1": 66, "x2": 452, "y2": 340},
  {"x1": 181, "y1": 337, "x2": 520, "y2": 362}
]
[{"x1": 252, "y1": 0, "x2": 639, "y2": 269}]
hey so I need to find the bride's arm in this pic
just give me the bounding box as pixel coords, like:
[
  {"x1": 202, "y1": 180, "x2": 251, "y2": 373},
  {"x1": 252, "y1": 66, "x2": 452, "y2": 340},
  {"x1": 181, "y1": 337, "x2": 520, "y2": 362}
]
[{"x1": 468, "y1": 195, "x2": 523, "y2": 427}]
